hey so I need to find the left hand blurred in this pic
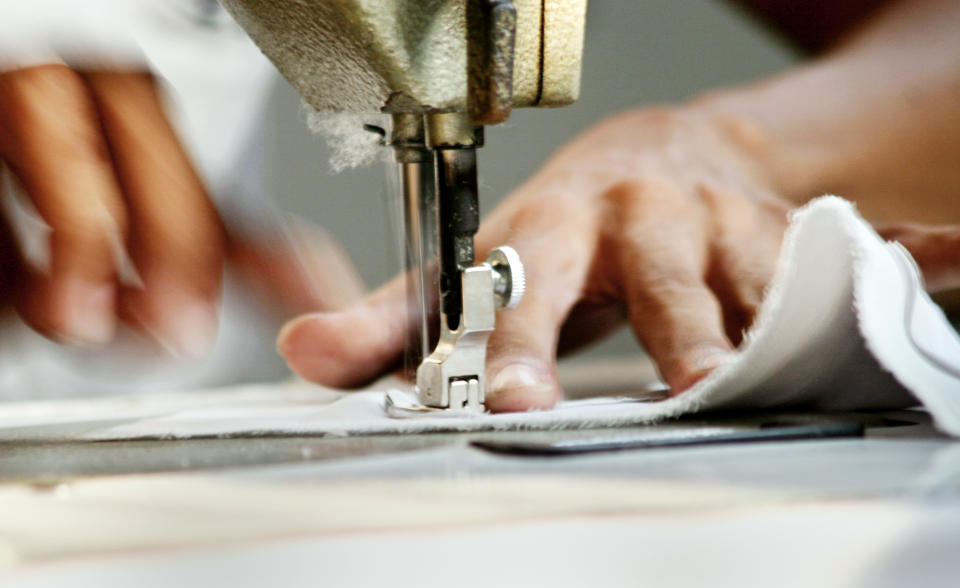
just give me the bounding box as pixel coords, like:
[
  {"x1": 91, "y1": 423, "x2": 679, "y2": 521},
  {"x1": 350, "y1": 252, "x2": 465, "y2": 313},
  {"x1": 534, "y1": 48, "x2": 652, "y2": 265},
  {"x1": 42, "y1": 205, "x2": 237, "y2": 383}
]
[
  {"x1": 0, "y1": 65, "x2": 365, "y2": 360},
  {"x1": 0, "y1": 65, "x2": 225, "y2": 354}
]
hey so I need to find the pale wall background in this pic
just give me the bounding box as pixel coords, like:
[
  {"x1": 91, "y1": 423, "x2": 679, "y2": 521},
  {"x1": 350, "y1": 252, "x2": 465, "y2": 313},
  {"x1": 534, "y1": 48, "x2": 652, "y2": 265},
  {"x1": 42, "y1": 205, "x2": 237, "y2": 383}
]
[{"x1": 263, "y1": 0, "x2": 799, "y2": 360}]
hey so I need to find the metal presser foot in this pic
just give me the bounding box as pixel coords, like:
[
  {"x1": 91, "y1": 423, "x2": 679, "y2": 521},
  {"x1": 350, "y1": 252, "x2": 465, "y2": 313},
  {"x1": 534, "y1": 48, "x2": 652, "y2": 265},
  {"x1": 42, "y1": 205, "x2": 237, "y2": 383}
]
[
  {"x1": 415, "y1": 244, "x2": 525, "y2": 411},
  {"x1": 406, "y1": 113, "x2": 525, "y2": 412}
]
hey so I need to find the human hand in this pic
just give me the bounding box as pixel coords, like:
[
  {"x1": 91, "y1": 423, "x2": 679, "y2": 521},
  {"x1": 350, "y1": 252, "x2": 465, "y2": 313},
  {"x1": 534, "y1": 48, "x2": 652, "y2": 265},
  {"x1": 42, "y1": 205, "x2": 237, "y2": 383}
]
[
  {"x1": 275, "y1": 0, "x2": 960, "y2": 411},
  {"x1": 277, "y1": 107, "x2": 796, "y2": 410},
  {"x1": 0, "y1": 65, "x2": 365, "y2": 358},
  {"x1": 0, "y1": 65, "x2": 227, "y2": 354}
]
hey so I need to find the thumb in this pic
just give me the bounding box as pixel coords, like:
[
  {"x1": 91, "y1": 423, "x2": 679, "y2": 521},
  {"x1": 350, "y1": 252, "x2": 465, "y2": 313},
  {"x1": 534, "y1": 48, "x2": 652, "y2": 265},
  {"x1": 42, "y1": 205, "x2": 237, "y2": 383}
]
[{"x1": 277, "y1": 273, "x2": 409, "y2": 388}]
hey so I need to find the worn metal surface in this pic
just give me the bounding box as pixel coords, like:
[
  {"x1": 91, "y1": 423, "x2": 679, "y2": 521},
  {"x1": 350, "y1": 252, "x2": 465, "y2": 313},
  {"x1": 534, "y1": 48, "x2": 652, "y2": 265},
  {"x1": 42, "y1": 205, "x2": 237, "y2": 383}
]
[
  {"x1": 467, "y1": 0, "x2": 518, "y2": 124},
  {"x1": 218, "y1": 0, "x2": 587, "y2": 118},
  {"x1": 0, "y1": 409, "x2": 938, "y2": 484}
]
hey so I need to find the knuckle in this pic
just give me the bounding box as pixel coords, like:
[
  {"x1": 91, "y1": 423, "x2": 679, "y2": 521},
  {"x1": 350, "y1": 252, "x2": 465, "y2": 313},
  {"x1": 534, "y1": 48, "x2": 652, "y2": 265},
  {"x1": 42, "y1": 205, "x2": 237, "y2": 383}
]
[
  {"x1": 142, "y1": 227, "x2": 225, "y2": 268},
  {"x1": 507, "y1": 192, "x2": 585, "y2": 233},
  {"x1": 694, "y1": 182, "x2": 751, "y2": 219},
  {"x1": 600, "y1": 177, "x2": 693, "y2": 221},
  {"x1": 57, "y1": 126, "x2": 114, "y2": 169},
  {"x1": 633, "y1": 273, "x2": 700, "y2": 305},
  {"x1": 0, "y1": 65, "x2": 87, "y2": 124},
  {"x1": 600, "y1": 107, "x2": 680, "y2": 135},
  {"x1": 693, "y1": 181, "x2": 724, "y2": 208},
  {"x1": 45, "y1": 199, "x2": 128, "y2": 244},
  {"x1": 599, "y1": 180, "x2": 646, "y2": 210},
  {"x1": 0, "y1": 64, "x2": 82, "y2": 103},
  {"x1": 0, "y1": 65, "x2": 111, "y2": 167}
]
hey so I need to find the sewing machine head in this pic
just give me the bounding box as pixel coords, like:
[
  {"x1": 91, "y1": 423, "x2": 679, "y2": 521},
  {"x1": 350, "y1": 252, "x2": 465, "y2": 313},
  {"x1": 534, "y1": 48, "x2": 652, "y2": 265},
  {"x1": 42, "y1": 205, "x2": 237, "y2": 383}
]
[{"x1": 219, "y1": 0, "x2": 588, "y2": 410}]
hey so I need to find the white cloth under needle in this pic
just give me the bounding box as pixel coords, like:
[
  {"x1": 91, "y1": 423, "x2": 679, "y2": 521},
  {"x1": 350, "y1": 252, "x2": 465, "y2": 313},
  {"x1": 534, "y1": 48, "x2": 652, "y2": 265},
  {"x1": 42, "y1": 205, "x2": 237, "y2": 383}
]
[{"x1": 0, "y1": 196, "x2": 958, "y2": 441}]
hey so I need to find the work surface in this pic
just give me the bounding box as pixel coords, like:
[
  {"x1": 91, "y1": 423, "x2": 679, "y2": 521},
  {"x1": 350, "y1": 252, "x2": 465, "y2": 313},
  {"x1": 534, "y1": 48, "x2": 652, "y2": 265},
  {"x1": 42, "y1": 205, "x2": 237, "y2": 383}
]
[
  {"x1": 4, "y1": 198, "x2": 959, "y2": 586},
  {"x1": 1, "y1": 382, "x2": 958, "y2": 587}
]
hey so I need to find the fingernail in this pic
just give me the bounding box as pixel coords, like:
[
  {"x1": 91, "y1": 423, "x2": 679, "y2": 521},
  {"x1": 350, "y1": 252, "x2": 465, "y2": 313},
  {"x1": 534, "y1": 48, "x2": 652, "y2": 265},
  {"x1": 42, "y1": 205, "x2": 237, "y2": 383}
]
[
  {"x1": 491, "y1": 364, "x2": 542, "y2": 391},
  {"x1": 61, "y1": 281, "x2": 115, "y2": 346},
  {"x1": 276, "y1": 313, "x2": 320, "y2": 356},
  {"x1": 673, "y1": 346, "x2": 735, "y2": 394},
  {"x1": 156, "y1": 300, "x2": 219, "y2": 359},
  {"x1": 488, "y1": 364, "x2": 557, "y2": 411}
]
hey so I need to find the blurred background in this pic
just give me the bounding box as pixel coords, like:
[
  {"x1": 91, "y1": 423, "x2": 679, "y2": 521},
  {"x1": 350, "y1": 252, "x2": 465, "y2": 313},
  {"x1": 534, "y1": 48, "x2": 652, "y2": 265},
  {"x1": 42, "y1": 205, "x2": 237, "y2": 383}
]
[{"x1": 263, "y1": 0, "x2": 799, "y2": 360}]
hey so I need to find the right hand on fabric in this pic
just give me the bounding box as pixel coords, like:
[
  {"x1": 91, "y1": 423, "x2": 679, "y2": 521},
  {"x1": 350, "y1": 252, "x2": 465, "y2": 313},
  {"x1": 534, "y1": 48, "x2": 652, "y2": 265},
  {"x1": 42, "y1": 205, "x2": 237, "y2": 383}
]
[
  {"x1": 277, "y1": 107, "x2": 795, "y2": 409},
  {"x1": 277, "y1": 105, "x2": 960, "y2": 411},
  {"x1": 278, "y1": 0, "x2": 960, "y2": 410}
]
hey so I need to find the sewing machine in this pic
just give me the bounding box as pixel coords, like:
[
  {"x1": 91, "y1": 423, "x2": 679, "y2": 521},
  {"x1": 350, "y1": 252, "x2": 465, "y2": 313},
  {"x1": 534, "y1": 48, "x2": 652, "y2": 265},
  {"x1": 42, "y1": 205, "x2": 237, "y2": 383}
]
[
  {"x1": 218, "y1": 0, "x2": 588, "y2": 411},
  {"x1": 6, "y1": 4, "x2": 960, "y2": 584}
]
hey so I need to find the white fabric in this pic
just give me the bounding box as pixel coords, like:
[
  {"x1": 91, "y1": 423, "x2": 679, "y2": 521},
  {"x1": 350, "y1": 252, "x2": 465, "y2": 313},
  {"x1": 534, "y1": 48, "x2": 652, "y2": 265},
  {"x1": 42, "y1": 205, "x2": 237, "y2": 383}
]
[{"x1": 1, "y1": 196, "x2": 958, "y2": 440}]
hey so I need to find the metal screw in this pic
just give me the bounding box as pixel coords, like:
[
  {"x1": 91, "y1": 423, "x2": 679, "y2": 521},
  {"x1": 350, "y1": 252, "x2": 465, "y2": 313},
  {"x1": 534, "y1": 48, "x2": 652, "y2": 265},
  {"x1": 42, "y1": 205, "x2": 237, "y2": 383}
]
[{"x1": 486, "y1": 246, "x2": 525, "y2": 310}]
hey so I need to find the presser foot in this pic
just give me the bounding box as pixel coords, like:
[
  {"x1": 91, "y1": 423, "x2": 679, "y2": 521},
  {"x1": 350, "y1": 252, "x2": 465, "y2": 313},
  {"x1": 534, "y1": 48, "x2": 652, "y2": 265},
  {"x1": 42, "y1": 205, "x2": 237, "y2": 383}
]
[{"x1": 415, "y1": 246, "x2": 525, "y2": 411}]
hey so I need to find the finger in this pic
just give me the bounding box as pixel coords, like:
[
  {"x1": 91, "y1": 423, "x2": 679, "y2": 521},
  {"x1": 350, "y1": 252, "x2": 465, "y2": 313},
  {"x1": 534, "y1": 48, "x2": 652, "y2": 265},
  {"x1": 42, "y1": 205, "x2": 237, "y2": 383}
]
[
  {"x1": 85, "y1": 71, "x2": 224, "y2": 358},
  {"x1": 279, "y1": 191, "x2": 598, "y2": 402},
  {"x1": 613, "y1": 181, "x2": 734, "y2": 394},
  {"x1": 277, "y1": 273, "x2": 408, "y2": 388},
  {"x1": 877, "y1": 223, "x2": 960, "y2": 292},
  {"x1": 0, "y1": 65, "x2": 127, "y2": 344},
  {"x1": 700, "y1": 185, "x2": 787, "y2": 344},
  {"x1": 480, "y1": 195, "x2": 598, "y2": 412}
]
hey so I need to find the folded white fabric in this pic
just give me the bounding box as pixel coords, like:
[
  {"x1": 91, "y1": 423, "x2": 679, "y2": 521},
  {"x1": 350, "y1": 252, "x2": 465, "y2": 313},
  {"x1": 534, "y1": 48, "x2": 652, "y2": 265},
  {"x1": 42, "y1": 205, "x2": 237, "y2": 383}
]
[{"x1": 0, "y1": 196, "x2": 958, "y2": 441}]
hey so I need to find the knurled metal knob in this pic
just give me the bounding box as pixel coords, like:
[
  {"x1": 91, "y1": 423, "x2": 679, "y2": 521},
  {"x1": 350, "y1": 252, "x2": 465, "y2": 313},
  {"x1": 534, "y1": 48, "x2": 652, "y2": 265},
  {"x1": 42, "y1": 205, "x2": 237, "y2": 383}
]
[{"x1": 486, "y1": 246, "x2": 525, "y2": 310}]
